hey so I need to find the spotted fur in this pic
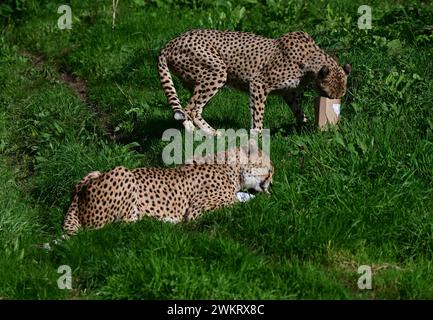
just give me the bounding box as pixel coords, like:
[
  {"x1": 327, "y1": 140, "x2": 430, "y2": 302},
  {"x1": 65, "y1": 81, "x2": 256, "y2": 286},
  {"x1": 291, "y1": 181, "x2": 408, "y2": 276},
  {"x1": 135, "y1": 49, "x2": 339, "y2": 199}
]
[
  {"x1": 63, "y1": 145, "x2": 273, "y2": 235},
  {"x1": 158, "y1": 29, "x2": 351, "y2": 135}
]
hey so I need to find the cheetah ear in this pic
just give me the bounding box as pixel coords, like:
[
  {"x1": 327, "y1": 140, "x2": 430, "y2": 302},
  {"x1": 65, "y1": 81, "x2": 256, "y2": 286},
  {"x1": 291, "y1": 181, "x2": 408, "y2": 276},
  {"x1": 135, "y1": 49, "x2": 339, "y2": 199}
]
[
  {"x1": 318, "y1": 66, "x2": 329, "y2": 79},
  {"x1": 343, "y1": 64, "x2": 352, "y2": 76}
]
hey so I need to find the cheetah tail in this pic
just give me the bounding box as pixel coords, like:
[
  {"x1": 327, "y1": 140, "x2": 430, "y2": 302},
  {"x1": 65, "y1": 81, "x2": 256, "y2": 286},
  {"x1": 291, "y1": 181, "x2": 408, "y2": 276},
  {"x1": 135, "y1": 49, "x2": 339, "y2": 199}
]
[
  {"x1": 62, "y1": 171, "x2": 102, "y2": 236},
  {"x1": 157, "y1": 52, "x2": 185, "y2": 121}
]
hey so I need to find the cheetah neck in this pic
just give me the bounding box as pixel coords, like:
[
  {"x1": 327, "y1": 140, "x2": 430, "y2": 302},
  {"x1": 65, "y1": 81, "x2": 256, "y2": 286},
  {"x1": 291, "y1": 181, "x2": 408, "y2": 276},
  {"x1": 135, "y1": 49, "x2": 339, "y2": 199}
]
[
  {"x1": 303, "y1": 49, "x2": 337, "y2": 75},
  {"x1": 235, "y1": 165, "x2": 243, "y2": 191}
]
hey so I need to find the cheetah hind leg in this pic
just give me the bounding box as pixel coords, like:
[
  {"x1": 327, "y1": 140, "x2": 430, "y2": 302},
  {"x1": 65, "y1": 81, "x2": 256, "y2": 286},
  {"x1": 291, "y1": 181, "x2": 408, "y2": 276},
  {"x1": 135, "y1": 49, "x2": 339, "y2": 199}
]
[
  {"x1": 186, "y1": 81, "x2": 226, "y2": 136},
  {"x1": 193, "y1": 117, "x2": 220, "y2": 136},
  {"x1": 182, "y1": 119, "x2": 196, "y2": 133},
  {"x1": 172, "y1": 108, "x2": 197, "y2": 133}
]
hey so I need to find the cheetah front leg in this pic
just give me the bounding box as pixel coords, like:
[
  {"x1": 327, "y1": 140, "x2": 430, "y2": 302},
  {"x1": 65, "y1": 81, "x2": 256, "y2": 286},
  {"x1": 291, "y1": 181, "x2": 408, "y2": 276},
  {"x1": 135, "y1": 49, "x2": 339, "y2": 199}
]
[
  {"x1": 249, "y1": 81, "x2": 269, "y2": 133},
  {"x1": 283, "y1": 92, "x2": 307, "y2": 125}
]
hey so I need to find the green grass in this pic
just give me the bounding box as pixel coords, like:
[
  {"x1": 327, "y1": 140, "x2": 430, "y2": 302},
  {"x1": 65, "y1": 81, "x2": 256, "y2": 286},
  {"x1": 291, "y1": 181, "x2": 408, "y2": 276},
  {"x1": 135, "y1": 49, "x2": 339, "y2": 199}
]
[{"x1": 0, "y1": 0, "x2": 432, "y2": 299}]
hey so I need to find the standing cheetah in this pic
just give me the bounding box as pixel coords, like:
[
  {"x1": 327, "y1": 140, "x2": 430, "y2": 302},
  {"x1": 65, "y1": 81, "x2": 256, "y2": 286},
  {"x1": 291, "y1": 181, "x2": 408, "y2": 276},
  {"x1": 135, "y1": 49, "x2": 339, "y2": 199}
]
[
  {"x1": 63, "y1": 143, "x2": 273, "y2": 235},
  {"x1": 158, "y1": 29, "x2": 351, "y2": 135}
]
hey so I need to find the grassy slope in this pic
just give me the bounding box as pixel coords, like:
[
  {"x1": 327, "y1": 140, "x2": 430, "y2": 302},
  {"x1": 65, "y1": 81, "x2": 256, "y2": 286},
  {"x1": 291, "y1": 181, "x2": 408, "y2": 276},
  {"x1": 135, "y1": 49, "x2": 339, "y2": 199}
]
[{"x1": 0, "y1": 0, "x2": 432, "y2": 299}]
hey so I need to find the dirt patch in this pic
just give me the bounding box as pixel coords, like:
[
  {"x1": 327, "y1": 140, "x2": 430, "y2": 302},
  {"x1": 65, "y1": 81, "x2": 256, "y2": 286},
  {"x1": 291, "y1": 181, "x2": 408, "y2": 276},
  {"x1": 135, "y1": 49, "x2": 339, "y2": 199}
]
[
  {"x1": 58, "y1": 72, "x2": 88, "y2": 104},
  {"x1": 21, "y1": 51, "x2": 116, "y2": 140}
]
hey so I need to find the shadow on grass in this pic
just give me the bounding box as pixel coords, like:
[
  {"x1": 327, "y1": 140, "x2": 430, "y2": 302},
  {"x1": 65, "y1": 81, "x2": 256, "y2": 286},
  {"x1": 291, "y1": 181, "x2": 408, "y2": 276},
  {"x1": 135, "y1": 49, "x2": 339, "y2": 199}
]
[
  {"x1": 116, "y1": 113, "x2": 306, "y2": 166},
  {"x1": 116, "y1": 117, "x2": 180, "y2": 152},
  {"x1": 270, "y1": 121, "x2": 315, "y2": 137},
  {"x1": 117, "y1": 115, "x2": 248, "y2": 146}
]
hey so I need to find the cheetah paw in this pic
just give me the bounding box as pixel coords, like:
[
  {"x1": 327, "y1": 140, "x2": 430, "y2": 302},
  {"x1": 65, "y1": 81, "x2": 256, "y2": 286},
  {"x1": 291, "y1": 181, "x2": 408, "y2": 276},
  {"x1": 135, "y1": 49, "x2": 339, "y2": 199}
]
[
  {"x1": 215, "y1": 129, "x2": 223, "y2": 137},
  {"x1": 296, "y1": 116, "x2": 308, "y2": 126},
  {"x1": 250, "y1": 128, "x2": 262, "y2": 136},
  {"x1": 201, "y1": 127, "x2": 218, "y2": 136},
  {"x1": 183, "y1": 120, "x2": 196, "y2": 132}
]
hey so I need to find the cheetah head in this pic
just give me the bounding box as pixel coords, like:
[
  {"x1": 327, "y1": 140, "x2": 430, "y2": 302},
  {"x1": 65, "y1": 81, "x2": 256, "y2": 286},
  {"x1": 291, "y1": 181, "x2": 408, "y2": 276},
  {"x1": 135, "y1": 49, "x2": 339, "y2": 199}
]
[
  {"x1": 241, "y1": 164, "x2": 274, "y2": 194},
  {"x1": 188, "y1": 139, "x2": 274, "y2": 193},
  {"x1": 238, "y1": 140, "x2": 274, "y2": 194},
  {"x1": 316, "y1": 63, "x2": 351, "y2": 99}
]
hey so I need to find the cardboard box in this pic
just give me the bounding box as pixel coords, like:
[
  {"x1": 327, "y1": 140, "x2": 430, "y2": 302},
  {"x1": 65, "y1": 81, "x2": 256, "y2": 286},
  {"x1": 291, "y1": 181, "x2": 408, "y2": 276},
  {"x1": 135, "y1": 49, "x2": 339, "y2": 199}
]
[{"x1": 315, "y1": 97, "x2": 341, "y2": 130}]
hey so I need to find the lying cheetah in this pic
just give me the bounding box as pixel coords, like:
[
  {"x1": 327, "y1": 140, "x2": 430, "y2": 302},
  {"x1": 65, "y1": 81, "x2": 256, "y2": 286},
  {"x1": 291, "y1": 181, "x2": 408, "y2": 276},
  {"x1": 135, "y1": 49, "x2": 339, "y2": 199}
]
[
  {"x1": 63, "y1": 144, "x2": 273, "y2": 235},
  {"x1": 158, "y1": 29, "x2": 351, "y2": 135}
]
